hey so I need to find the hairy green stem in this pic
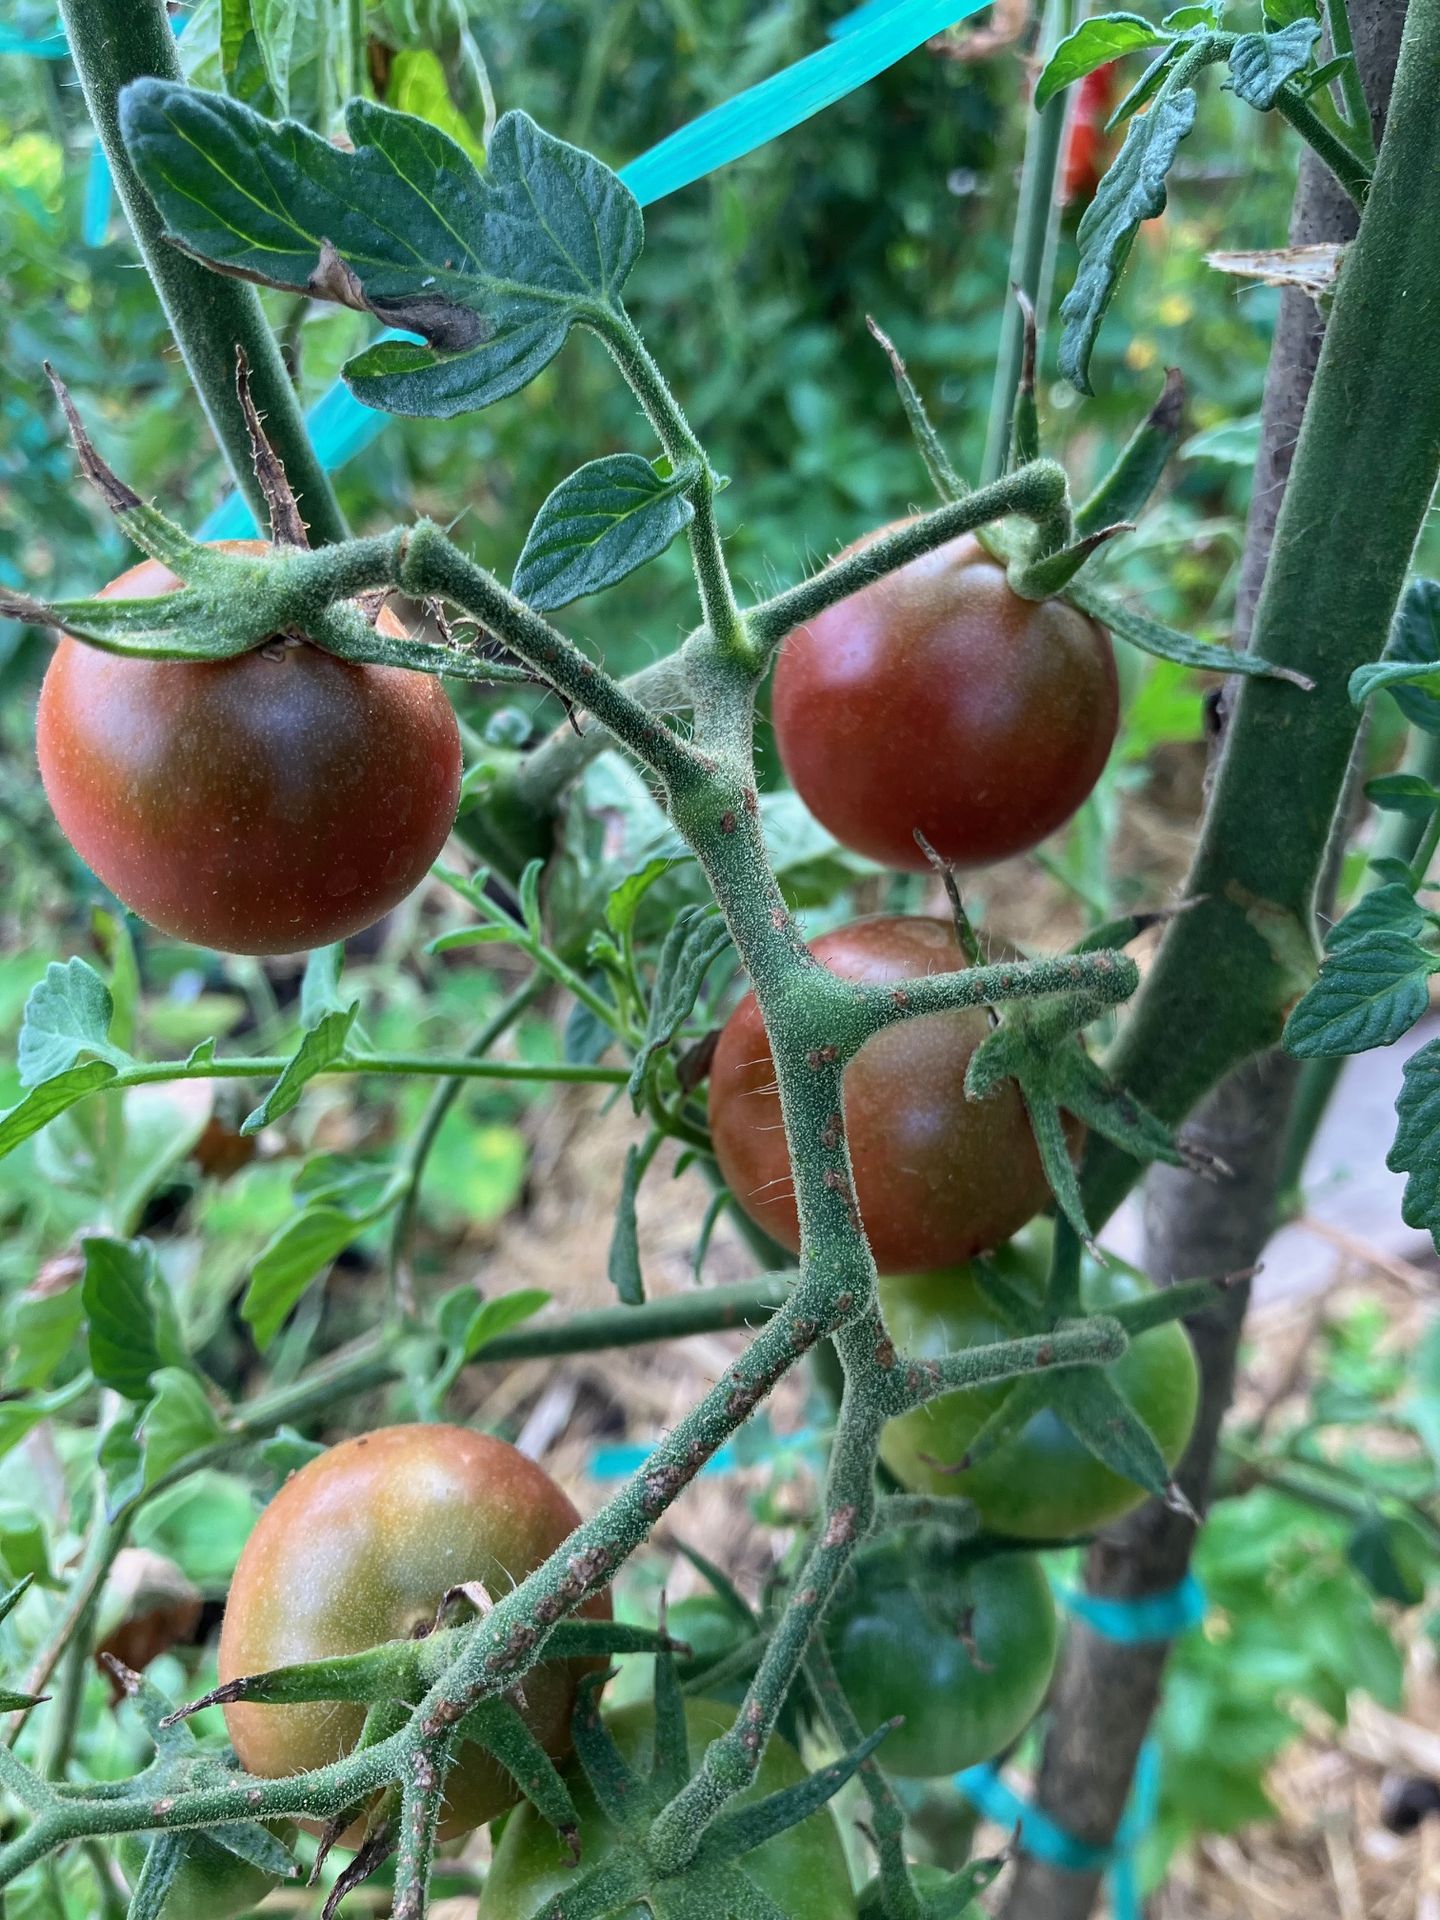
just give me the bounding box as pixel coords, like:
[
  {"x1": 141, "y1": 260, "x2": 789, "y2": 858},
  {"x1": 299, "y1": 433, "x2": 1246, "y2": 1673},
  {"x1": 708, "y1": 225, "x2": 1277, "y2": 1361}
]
[
  {"x1": 56, "y1": 0, "x2": 346, "y2": 545},
  {"x1": 1274, "y1": 84, "x2": 1373, "y2": 205},
  {"x1": 982, "y1": 0, "x2": 1074, "y2": 482},
  {"x1": 387, "y1": 976, "x2": 546, "y2": 1301},
  {"x1": 1082, "y1": 0, "x2": 1440, "y2": 1230}
]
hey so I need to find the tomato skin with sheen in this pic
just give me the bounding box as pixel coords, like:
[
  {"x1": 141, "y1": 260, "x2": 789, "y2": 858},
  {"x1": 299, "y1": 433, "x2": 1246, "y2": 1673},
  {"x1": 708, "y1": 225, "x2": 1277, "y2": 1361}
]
[
  {"x1": 771, "y1": 529, "x2": 1118, "y2": 871},
  {"x1": 708, "y1": 915, "x2": 1075, "y2": 1272},
  {"x1": 878, "y1": 1229, "x2": 1200, "y2": 1539},
  {"x1": 825, "y1": 1534, "x2": 1057, "y2": 1777},
  {"x1": 36, "y1": 542, "x2": 461, "y2": 954},
  {"x1": 219, "y1": 1425, "x2": 610, "y2": 1841},
  {"x1": 478, "y1": 1698, "x2": 856, "y2": 1920}
]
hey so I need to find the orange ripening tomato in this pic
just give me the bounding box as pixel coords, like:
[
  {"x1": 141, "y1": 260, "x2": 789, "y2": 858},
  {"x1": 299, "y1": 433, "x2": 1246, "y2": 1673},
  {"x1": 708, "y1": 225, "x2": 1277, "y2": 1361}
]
[
  {"x1": 219, "y1": 1425, "x2": 611, "y2": 1842},
  {"x1": 36, "y1": 541, "x2": 461, "y2": 955}
]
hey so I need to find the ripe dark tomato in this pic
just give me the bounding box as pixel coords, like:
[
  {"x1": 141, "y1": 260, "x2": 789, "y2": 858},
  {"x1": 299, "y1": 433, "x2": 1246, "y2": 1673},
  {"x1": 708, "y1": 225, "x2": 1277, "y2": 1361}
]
[
  {"x1": 478, "y1": 1697, "x2": 856, "y2": 1919},
  {"x1": 119, "y1": 1830, "x2": 292, "y2": 1919},
  {"x1": 219, "y1": 1425, "x2": 610, "y2": 1841},
  {"x1": 771, "y1": 528, "x2": 1118, "y2": 871},
  {"x1": 878, "y1": 1227, "x2": 1199, "y2": 1539},
  {"x1": 824, "y1": 1532, "x2": 1056, "y2": 1777},
  {"x1": 36, "y1": 541, "x2": 461, "y2": 954},
  {"x1": 707, "y1": 916, "x2": 1075, "y2": 1272}
]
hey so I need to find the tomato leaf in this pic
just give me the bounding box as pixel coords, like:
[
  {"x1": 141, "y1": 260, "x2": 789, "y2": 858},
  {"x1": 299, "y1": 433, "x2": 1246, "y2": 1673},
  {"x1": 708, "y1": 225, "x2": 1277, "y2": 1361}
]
[
  {"x1": 1366, "y1": 773, "x2": 1440, "y2": 819},
  {"x1": 1387, "y1": 1036, "x2": 1440, "y2": 1251},
  {"x1": 82, "y1": 1237, "x2": 187, "y2": 1402},
  {"x1": 1227, "y1": 18, "x2": 1321, "y2": 107},
  {"x1": 220, "y1": 0, "x2": 283, "y2": 115},
  {"x1": 242, "y1": 1004, "x2": 359, "y2": 1135},
  {"x1": 1345, "y1": 1510, "x2": 1429, "y2": 1606},
  {"x1": 1263, "y1": 0, "x2": 1319, "y2": 22},
  {"x1": 17, "y1": 958, "x2": 130, "y2": 1089},
  {"x1": 514, "y1": 454, "x2": 695, "y2": 611},
  {"x1": 0, "y1": 1061, "x2": 119, "y2": 1162},
  {"x1": 609, "y1": 1139, "x2": 651, "y2": 1306},
  {"x1": 1045, "y1": 1368, "x2": 1174, "y2": 1501},
  {"x1": 125, "y1": 1833, "x2": 185, "y2": 1920},
  {"x1": 1283, "y1": 931, "x2": 1436, "y2": 1058},
  {"x1": 243, "y1": 1208, "x2": 360, "y2": 1350},
  {"x1": 455, "y1": 1286, "x2": 552, "y2": 1363},
  {"x1": 1066, "y1": 576, "x2": 1313, "y2": 687},
  {"x1": 628, "y1": 906, "x2": 731, "y2": 1109},
  {"x1": 1371, "y1": 578, "x2": 1440, "y2": 733},
  {"x1": 138, "y1": 1368, "x2": 224, "y2": 1486},
  {"x1": 1059, "y1": 82, "x2": 1201, "y2": 394},
  {"x1": 1034, "y1": 13, "x2": 1175, "y2": 112},
  {"x1": 119, "y1": 87, "x2": 642, "y2": 418}
]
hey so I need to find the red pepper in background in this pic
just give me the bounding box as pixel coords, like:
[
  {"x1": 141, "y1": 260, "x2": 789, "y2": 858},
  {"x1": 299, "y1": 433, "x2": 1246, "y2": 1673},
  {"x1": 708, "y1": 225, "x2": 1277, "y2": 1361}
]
[{"x1": 1062, "y1": 61, "x2": 1118, "y2": 206}]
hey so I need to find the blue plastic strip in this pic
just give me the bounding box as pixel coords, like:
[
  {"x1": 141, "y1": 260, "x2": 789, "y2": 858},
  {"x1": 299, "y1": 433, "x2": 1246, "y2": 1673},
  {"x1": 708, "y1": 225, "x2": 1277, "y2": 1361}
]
[
  {"x1": 956, "y1": 1763, "x2": 1114, "y2": 1872},
  {"x1": 0, "y1": 27, "x2": 68, "y2": 56},
  {"x1": 192, "y1": 0, "x2": 985, "y2": 538},
  {"x1": 1053, "y1": 1572, "x2": 1208, "y2": 1645},
  {"x1": 588, "y1": 1441, "x2": 739, "y2": 1480}
]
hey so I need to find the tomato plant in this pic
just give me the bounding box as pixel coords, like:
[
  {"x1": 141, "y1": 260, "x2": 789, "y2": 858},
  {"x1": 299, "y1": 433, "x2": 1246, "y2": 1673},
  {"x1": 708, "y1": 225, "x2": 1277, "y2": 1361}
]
[
  {"x1": 770, "y1": 531, "x2": 1118, "y2": 873},
  {"x1": 219, "y1": 1425, "x2": 611, "y2": 1838},
  {"x1": 119, "y1": 1830, "x2": 290, "y2": 1919},
  {"x1": 708, "y1": 915, "x2": 1076, "y2": 1271},
  {"x1": 36, "y1": 543, "x2": 461, "y2": 955},
  {"x1": 825, "y1": 1532, "x2": 1058, "y2": 1776},
  {"x1": 478, "y1": 1697, "x2": 857, "y2": 1919},
  {"x1": 4, "y1": 4, "x2": 1438, "y2": 1918},
  {"x1": 878, "y1": 1230, "x2": 1200, "y2": 1539}
]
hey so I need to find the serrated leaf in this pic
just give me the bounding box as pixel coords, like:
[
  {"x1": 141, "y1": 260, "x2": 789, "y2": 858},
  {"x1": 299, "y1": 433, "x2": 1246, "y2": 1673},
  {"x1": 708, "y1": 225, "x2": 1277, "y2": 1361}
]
[
  {"x1": 120, "y1": 88, "x2": 642, "y2": 418},
  {"x1": 628, "y1": 907, "x2": 731, "y2": 1107},
  {"x1": 514, "y1": 455, "x2": 695, "y2": 611},
  {"x1": 1106, "y1": 45, "x2": 1181, "y2": 128},
  {"x1": 17, "y1": 958, "x2": 128, "y2": 1088},
  {"x1": 1388, "y1": 1037, "x2": 1440, "y2": 1250},
  {"x1": 1379, "y1": 579, "x2": 1440, "y2": 733},
  {"x1": 1325, "y1": 884, "x2": 1427, "y2": 949},
  {"x1": 1228, "y1": 18, "x2": 1321, "y2": 106},
  {"x1": 82, "y1": 1237, "x2": 185, "y2": 1401},
  {"x1": 0, "y1": 1061, "x2": 119, "y2": 1161},
  {"x1": 1059, "y1": 84, "x2": 1200, "y2": 393},
  {"x1": 242, "y1": 1004, "x2": 358, "y2": 1135},
  {"x1": 1035, "y1": 13, "x2": 1174, "y2": 110},
  {"x1": 1283, "y1": 932, "x2": 1435, "y2": 1058}
]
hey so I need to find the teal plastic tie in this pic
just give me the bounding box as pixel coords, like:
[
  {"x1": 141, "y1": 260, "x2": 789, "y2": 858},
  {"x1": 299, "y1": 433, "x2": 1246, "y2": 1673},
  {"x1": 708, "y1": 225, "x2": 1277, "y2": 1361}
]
[
  {"x1": 0, "y1": 27, "x2": 67, "y2": 57},
  {"x1": 956, "y1": 1740, "x2": 1162, "y2": 1920},
  {"x1": 1054, "y1": 1571, "x2": 1208, "y2": 1644},
  {"x1": 190, "y1": 0, "x2": 983, "y2": 539}
]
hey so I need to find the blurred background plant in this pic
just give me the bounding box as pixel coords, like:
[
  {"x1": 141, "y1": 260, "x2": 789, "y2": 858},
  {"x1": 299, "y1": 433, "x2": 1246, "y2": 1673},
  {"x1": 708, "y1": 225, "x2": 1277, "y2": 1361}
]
[{"x1": 3, "y1": 4, "x2": 1439, "y2": 1915}]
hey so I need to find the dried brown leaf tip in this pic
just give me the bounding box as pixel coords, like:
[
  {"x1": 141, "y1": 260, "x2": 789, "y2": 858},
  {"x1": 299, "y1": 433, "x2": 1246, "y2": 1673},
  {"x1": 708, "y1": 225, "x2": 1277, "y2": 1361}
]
[
  {"x1": 234, "y1": 346, "x2": 310, "y2": 550},
  {"x1": 44, "y1": 363, "x2": 140, "y2": 513}
]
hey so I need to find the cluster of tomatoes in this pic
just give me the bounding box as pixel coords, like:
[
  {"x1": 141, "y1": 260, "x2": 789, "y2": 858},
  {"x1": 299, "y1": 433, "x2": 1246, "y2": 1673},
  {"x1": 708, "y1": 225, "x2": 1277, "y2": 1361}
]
[{"x1": 47, "y1": 537, "x2": 1198, "y2": 1912}]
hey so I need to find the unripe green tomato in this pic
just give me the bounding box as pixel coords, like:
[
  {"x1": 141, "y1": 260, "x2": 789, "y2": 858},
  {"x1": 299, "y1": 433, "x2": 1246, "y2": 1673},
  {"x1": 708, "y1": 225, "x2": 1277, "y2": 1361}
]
[
  {"x1": 878, "y1": 1227, "x2": 1199, "y2": 1540},
  {"x1": 825, "y1": 1535, "x2": 1056, "y2": 1776},
  {"x1": 478, "y1": 1697, "x2": 857, "y2": 1919},
  {"x1": 859, "y1": 1863, "x2": 979, "y2": 1918},
  {"x1": 219, "y1": 1425, "x2": 611, "y2": 1842},
  {"x1": 118, "y1": 1829, "x2": 292, "y2": 1919}
]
